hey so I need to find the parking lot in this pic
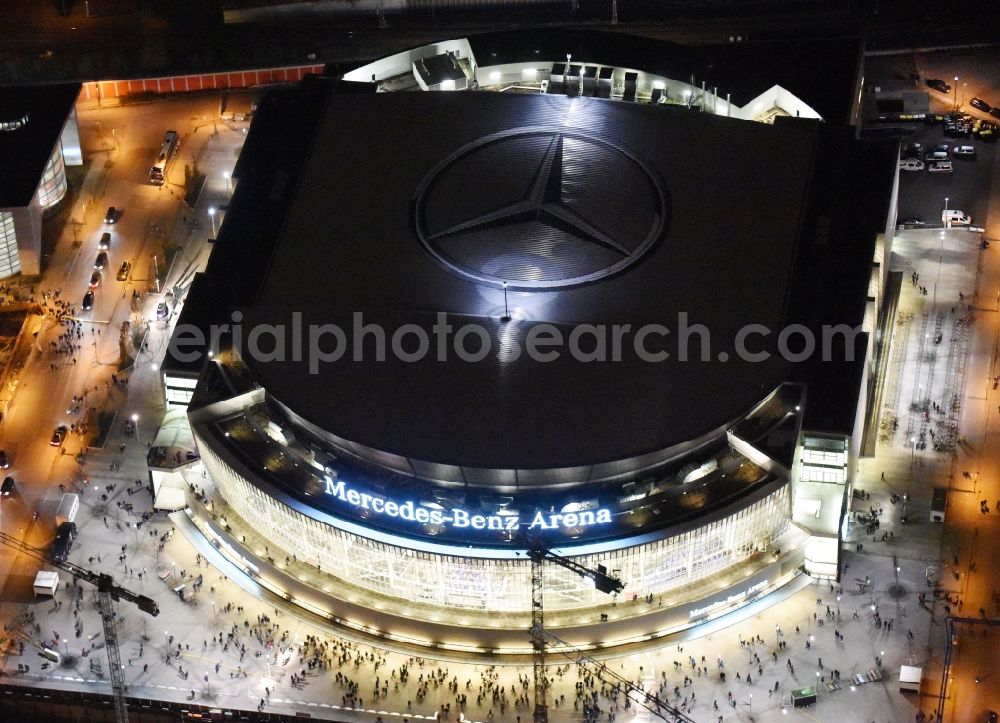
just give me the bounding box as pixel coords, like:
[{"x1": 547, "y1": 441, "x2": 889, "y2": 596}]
[{"x1": 896, "y1": 123, "x2": 996, "y2": 228}]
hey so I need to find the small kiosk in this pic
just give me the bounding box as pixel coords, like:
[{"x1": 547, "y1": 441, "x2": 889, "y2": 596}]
[
  {"x1": 791, "y1": 687, "x2": 817, "y2": 708},
  {"x1": 899, "y1": 665, "x2": 922, "y2": 693},
  {"x1": 32, "y1": 570, "x2": 59, "y2": 597}
]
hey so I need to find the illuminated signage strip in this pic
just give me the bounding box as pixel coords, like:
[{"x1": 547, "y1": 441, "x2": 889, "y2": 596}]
[
  {"x1": 688, "y1": 579, "x2": 769, "y2": 619},
  {"x1": 323, "y1": 477, "x2": 612, "y2": 533}
]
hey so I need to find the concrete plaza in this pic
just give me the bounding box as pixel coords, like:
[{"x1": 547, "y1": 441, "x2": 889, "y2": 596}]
[{"x1": 3, "y1": 228, "x2": 986, "y2": 723}]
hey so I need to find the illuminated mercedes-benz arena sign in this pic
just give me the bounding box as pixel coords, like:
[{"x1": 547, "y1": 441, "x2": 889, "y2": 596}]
[
  {"x1": 323, "y1": 477, "x2": 613, "y2": 532},
  {"x1": 168, "y1": 33, "x2": 889, "y2": 651}
]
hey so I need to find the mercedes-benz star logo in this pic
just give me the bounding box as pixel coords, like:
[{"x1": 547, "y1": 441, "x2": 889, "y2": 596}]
[{"x1": 413, "y1": 127, "x2": 669, "y2": 290}]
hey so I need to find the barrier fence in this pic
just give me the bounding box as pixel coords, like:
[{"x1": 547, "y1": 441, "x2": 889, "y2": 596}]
[{"x1": 80, "y1": 64, "x2": 326, "y2": 102}]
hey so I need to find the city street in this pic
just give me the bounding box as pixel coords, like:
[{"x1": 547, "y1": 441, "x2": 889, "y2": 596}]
[
  {"x1": 2, "y1": 70, "x2": 1000, "y2": 722},
  {"x1": 0, "y1": 91, "x2": 246, "y2": 639}
]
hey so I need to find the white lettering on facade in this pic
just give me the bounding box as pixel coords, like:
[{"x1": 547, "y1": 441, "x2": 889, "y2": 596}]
[
  {"x1": 688, "y1": 580, "x2": 769, "y2": 619},
  {"x1": 321, "y1": 477, "x2": 613, "y2": 535}
]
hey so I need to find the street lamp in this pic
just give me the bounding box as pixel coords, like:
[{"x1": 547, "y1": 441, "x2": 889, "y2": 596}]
[
  {"x1": 223, "y1": 171, "x2": 231, "y2": 194},
  {"x1": 131, "y1": 413, "x2": 139, "y2": 441},
  {"x1": 501, "y1": 281, "x2": 510, "y2": 322},
  {"x1": 208, "y1": 207, "x2": 217, "y2": 236},
  {"x1": 953, "y1": 76, "x2": 959, "y2": 110},
  {"x1": 944, "y1": 196, "x2": 950, "y2": 228},
  {"x1": 775, "y1": 624, "x2": 780, "y2": 645}
]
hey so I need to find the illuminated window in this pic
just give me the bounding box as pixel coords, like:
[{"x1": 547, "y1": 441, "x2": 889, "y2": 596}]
[
  {"x1": 200, "y1": 427, "x2": 791, "y2": 615},
  {"x1": 36, "y1": 145, "x2": 68, "y2": 209},
  {"x1": 0, "y1": 212, "x2": 20, "y2": 279}
]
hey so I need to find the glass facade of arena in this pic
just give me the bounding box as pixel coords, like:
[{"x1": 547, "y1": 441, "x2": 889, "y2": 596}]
[
  {"x1": 200, "y1": 433, "x2": 791, "y2": 612},
  {"x1": 37, "y1": 145, "x2": 68, "y2": 209},
  {"x1": 0, "y1": 213, "x2": 19, "y2": 278}
]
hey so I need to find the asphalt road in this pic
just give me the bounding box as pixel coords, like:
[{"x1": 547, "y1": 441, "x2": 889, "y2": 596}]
[{"x1": 0, "y1": 92, "x2": 240, "y2": 608}]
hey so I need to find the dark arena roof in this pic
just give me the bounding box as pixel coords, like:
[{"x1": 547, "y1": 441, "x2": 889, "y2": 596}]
[
  {"x1": 0, "y1": 83, "x2": 80, "y2": 207},
  {"x1": 176, "y1": 47, "x2": 895, "y2": 491},
  {"x1": 240, "y1": 91, "x2": 812, "y2": 478}
]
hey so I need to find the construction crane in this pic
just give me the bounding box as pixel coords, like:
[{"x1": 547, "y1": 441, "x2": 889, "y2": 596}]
[
  {"x1": 527, "y1": 545, "x2": 623, "y2": 723},
  {"x1": 528, "y1": 545, "x2": 696, "y2": 723},
  {"x1": 541, "y1": 627, "x2": 697, "y2": 723},
  {"x1": 0, "y1": 529, "x2": 159, "y2": 723}
]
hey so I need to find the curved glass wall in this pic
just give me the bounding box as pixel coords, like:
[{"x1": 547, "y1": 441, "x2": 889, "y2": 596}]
[
  {"x1": 200, "y1": 431, "x2": 791, "y2": 612},
  {"x1": 0, "y1": 212, "x2": 20, "y2": 279},
  {"x1": 36, "y1": 144, "x2": 68, "y2": 209}
]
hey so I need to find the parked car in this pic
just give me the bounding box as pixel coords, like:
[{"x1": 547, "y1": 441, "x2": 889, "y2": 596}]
[
  {"x1": 82, "y1": 290, "x2": 94, "y2": 310},
  {"x1": 902, "y1": 142, "x2": 923, "y2": 157},
  {"x1": 52, "y1": 522, "x2": 77, "y2": 561},
  {"x1": 927, "y1": 78, "x2": 951, "y2": 93},
  {"x1": 897, "y1": 216, "x2": 926, "y2": 227},
  {"x1": 899, "y1": 159, "x2": 924, "y2": 171},
  {"x1": 99, "y1": 232, "x2": 111, "y2": 249},
  {"x1": 924, "y1": 150, "x2": 949, "y2": 162},
  {"x1": 0, "y1": 450, "x2": 8, "y2": 469},
  {"x1": 970, "y1": 97, "x2": 991, "y2": 113},
  {"x1": 952, "y1": 145, "x2": 976, "y2": 158},
  {"x1": 944, "y1": 121, "x2": 970, "y2": 138},
  {"x1": 928, "y1": 161, "x2": 953, "y2": 174},
  {"x1": 50, "y1": 425, "x2": 68, "y2": 447},
  {"x1": 116, "y1": 261, "x2": 131, "y2": 281},
  {"x1": 89, "y1": 271, "x2": 102, "y2": 288},
  {"x1": 94, "y1": 252, "x2": 108, "y2": 270},
  {"x1": 104, "y1": 206, "x2": 119, "y2": 224},
  {"x1": 1, "y1": 476, "x2": 14, "y2": 497}
]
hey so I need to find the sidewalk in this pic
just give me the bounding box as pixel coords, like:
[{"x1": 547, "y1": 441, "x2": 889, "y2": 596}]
[{"x1": 0, "y1": 244, "x2": 961, "y2": 723}]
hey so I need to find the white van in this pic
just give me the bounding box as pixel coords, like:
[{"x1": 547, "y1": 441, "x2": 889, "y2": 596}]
[
  {"x1": 942, "y1": 209, "x2": 972, "y2": 225},
  {"x1": 898, "y1": 158, "x2": 924, "y2": 172}
]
